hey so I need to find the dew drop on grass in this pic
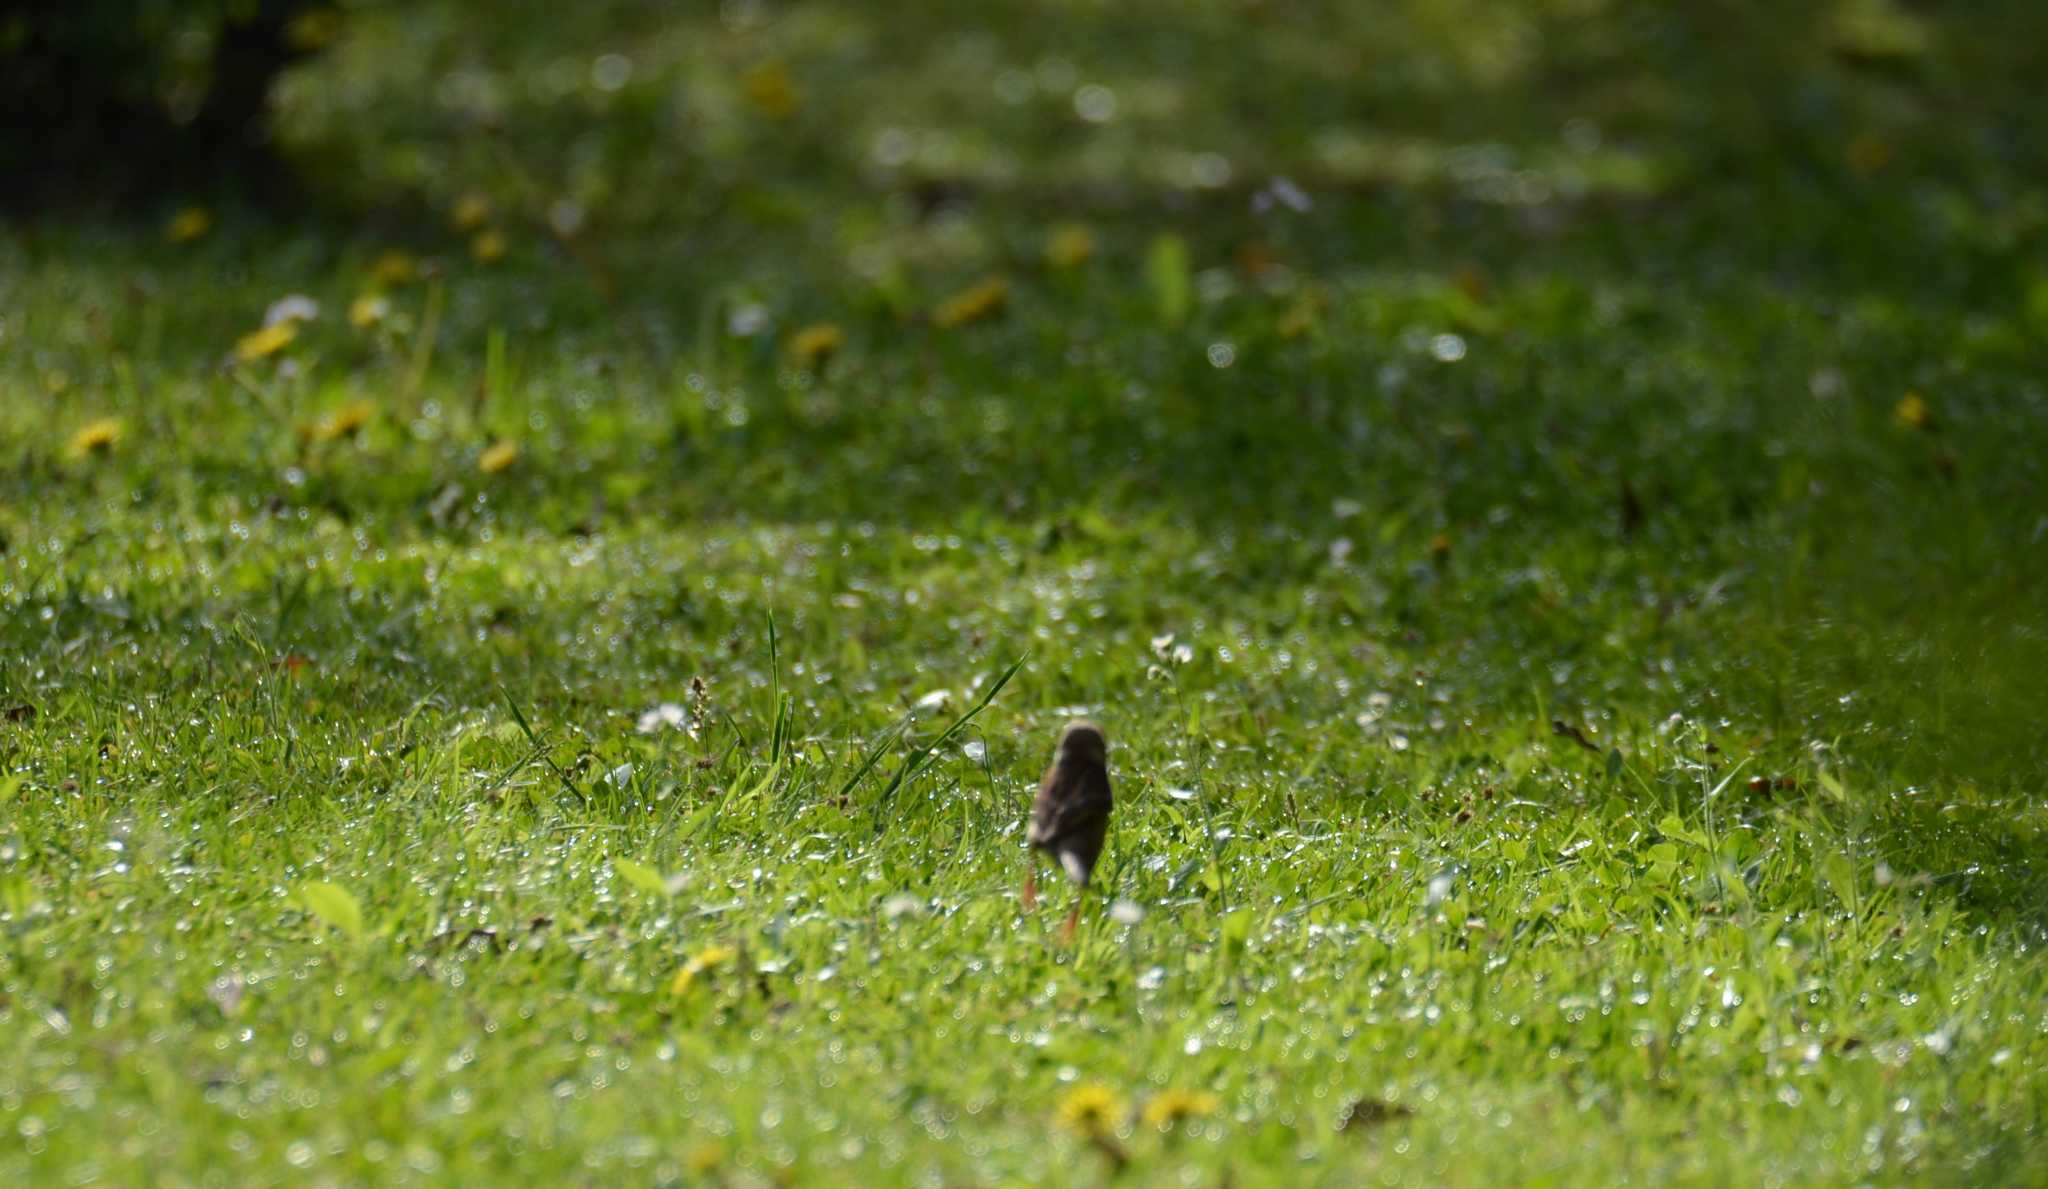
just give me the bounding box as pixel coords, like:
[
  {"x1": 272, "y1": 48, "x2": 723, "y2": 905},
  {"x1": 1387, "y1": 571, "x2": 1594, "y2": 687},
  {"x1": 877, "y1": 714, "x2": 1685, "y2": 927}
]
[
  {"x1": 1073, "y1": 84, "x2": 1116, "y2": 123},
  {"x1": 1190, "y1": 153, "x2": 1232, "y2": 188},
  {"x1": 590, "y1": 53, "x2": 632, "y2": 92},
  {"x1": 993, "y1": 69, "x2": 1032, "y2": 104}
]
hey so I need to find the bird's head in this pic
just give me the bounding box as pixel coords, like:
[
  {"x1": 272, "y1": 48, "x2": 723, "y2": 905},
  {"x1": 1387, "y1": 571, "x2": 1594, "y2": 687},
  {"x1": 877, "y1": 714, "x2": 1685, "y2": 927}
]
[{"x1": 1056, "y1": 720, "x2": 1108, "y2": 765}]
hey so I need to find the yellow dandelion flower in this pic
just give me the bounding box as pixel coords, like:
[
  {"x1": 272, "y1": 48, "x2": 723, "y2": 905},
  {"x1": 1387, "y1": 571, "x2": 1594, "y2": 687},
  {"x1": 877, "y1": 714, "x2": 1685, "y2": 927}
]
[
  {"x1": 787, "y1": 323, "x2": 845, "y2": 367},
  {"x1": 43, "y1": 371, "x2": 70, "y2": 395},
  {"x1": 68, "y1": 418, "x2": 125, "y2": 460},
  {"x1": 348, "y1": 294, "x2": 389, "y2": 330},
  {"x1": 1278, "y1": 303, "x2": 1318, "y2": 340},
  {"x1": 167, "y1": 207, "x2": 212, "y2": 243},
  {"x1": 1046, "y1": 224, "x2": 1095, "y2": 271},
  {"x1": 235, "y1": 321, "x2": 298, "y2": 362},
  {"x1": 931, "y1": 275, "x2": 1010, "y2": 329},
  {"x1": 471, "y1": 229, "x2": 508, "y2": 264},
  {"x1": 1141, "y1": 1089, "x2": 1221, "y2": 1128},
  {"x1": 368, "y1": 250, "x2": 418, "y2": 288},
  {"x1": 451, "y1": 192, "x2": 494, "y2": 233},
  {"x1": 1894, "y1": 391, "x2": 1931, "y2": 430},
  {"x1": 478, "y1": 439, "x2": 521, "y2": 474},
  {"x1": 741, "y1": 60, "x2": 801, "y2": 120},
  {"x1": 1055, "y1": 1084, "x2": 1126, "y2": 1136},
  {"x1": 668, "y1": 944, "x2": 737, "y2": 994},
  {"x1": 312, "y1": 400, "x2": 377, "y2": 443}
]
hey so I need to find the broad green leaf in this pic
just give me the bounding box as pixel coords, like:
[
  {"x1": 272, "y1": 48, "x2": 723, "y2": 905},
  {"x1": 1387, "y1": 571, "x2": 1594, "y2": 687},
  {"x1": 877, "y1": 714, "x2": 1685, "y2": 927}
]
[
  {"x1": 743, "y1": 760, "x2": 782, "y2": 802},
  {"x1": 2028, "y1": 275, "x2": 2048, "y2": 326},
  {"x1": 1717, "y1": 861, "x2": 1754, "y2": 908},
  {"x1": 673, "y1": 796, "x2": 724, "y2": 842},
  {"x1": 0, "y1": 874, "x2": 36, "y2": 920},
  {"x1": 614, "y1": 857, "x2": 672, "y2": 898},
  {"x1": 1146, "y1": 233, "x2": 1190, "y2": 326},
  {"x1": 1821, "y1": 852, "x2": 1858, "y2": 908},
  {"x1": 298, "y1": 881, "x2": 366, "y2": 941}
]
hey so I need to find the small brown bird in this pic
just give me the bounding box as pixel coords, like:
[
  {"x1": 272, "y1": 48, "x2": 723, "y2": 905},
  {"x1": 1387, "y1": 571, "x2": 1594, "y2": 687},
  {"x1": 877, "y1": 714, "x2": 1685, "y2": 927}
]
[{"x1": 1022, "y1": 720, "x2": 1113, "y2": 941}]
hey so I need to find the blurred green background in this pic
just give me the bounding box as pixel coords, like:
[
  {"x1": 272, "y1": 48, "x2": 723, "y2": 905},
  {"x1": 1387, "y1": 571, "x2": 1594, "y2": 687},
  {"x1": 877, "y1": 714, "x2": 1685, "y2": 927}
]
[{"x1": 14, "y1": 1, "x2": 2048, "y2": 264}]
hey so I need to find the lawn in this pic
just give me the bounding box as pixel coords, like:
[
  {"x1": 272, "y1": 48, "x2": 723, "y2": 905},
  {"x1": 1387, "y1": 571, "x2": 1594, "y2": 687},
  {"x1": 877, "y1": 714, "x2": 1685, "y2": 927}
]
[{"x1": 3, "y1": 2, "x2": 2046, "y2": 1184}]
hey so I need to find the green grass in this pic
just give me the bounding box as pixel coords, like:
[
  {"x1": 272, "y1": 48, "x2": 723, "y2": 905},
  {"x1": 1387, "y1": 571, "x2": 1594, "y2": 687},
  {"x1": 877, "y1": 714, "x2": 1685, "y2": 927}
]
[{"x1": 5, "y1": 2, "x2": 2048, "y2": 1184}]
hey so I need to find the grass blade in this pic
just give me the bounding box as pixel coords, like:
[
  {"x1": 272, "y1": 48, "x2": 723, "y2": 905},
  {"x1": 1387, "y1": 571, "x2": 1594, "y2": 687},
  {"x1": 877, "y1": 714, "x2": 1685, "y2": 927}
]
[{"x1": 868, "y1": 654, "x2": 1026, "y2": 835}]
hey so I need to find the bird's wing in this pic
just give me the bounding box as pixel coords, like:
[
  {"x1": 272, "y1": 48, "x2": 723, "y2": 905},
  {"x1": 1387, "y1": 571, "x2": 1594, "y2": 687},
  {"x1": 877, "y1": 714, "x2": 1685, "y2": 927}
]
[{"x1": 1029, "y1": 761, "x2": 1112, "y2": 849}]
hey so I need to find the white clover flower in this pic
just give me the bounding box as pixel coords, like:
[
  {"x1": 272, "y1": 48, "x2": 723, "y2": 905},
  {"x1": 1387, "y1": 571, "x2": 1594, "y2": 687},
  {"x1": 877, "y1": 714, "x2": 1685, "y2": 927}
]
[
  {"x1": 636, "y1": 702, "x2": 690, "y2": 735},
  {"x1": 264, "y1": 295, "x2": 321, "y2": 327}
]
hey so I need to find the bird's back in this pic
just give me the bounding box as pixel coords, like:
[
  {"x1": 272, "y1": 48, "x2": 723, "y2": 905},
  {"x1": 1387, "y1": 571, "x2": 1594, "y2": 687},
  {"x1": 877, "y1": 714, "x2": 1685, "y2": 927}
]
[{"x1": 1029, "y1": 755, "x2": 1112, "y2": 851}]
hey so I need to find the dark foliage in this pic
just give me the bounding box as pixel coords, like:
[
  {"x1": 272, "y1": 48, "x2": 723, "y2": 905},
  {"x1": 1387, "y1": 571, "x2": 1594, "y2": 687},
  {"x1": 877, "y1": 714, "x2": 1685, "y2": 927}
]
[{"x1": 0, "y1": 0, "x2": 323, "y2": 209}]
